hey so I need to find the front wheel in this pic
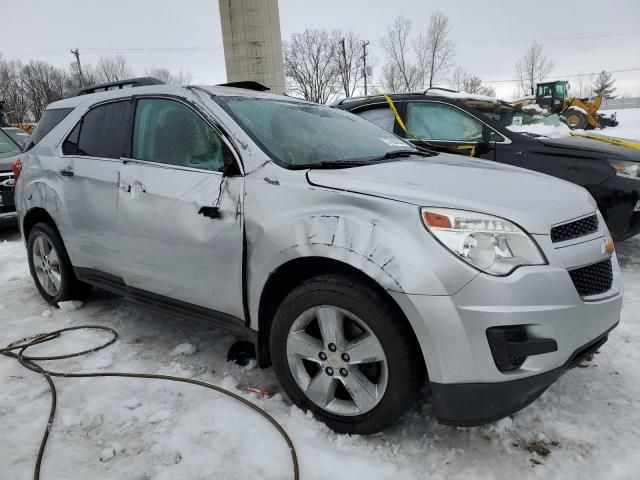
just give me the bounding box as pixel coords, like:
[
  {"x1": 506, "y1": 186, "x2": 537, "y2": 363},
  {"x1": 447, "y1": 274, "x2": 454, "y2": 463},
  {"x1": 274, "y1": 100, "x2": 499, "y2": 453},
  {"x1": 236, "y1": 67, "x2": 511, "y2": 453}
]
[
  {"x1": 27, "y1": 223, "x2": 92, "y2": 306},
  {"x1": 564, "y1": 107, "x2": 589, "y2": 130},
  {"x1": 270, "y1": 274, "x2": 424, "y2": 434}
]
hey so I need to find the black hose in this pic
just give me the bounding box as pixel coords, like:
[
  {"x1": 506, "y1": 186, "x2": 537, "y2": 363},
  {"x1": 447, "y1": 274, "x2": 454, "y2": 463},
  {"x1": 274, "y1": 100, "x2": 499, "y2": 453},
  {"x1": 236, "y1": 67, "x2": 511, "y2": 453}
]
[{"x1": 0, "y1": 325, "x2": 299, "y2": 480}]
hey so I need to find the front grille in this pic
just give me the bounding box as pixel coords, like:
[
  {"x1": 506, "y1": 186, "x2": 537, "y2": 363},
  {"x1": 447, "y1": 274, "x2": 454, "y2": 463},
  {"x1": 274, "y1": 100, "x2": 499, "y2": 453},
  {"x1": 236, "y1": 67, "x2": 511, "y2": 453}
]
[
  {"x1": 551, "y1": 215, "x2": 598, "y2": 243},
  {"x1": 569, "y1": 259, "x2": 613, "y2": 297}
]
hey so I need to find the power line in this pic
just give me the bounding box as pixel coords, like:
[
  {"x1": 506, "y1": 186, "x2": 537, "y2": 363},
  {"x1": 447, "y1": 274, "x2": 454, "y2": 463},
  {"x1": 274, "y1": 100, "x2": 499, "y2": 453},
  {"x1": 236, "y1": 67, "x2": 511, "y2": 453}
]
[{"x1": 482, "y1": 67, "x2": 640, "y2": 84}]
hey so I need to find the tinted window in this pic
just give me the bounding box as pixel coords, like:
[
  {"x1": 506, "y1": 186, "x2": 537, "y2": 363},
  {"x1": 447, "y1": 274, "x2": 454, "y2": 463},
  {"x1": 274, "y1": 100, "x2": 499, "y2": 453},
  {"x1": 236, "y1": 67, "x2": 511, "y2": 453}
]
[
  {"x1": 0, "y1": 129, "x2": 21, "y2": 158},
  {"x1": 356, "y1": 106, "x2": 395, "y2": 132},
  {"x1": 133, "y1": 98, "x2": 233, "y2": 172},
  {"x1": 62, "y1": 123, "x2": 81, "y2": 155},
  {"x1": 217, "y1": 96, "x2": 415, "y2": 168},
  {"x1": 78, "y1": 101, "x2": 132, "y2": 158},
  {"x1": 406, "y1": 102, "x2": 483, "y2": 142},
  {"x1": 24, "y1": 108, "x2": 73, "y2": 151}
]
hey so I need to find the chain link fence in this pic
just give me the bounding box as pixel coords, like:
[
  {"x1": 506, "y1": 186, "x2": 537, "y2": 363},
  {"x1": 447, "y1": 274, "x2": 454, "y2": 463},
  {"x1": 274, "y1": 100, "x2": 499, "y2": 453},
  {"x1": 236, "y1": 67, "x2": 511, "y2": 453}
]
[{"x1": 601, "y1": 97, "x2": 640, "y2": 110}]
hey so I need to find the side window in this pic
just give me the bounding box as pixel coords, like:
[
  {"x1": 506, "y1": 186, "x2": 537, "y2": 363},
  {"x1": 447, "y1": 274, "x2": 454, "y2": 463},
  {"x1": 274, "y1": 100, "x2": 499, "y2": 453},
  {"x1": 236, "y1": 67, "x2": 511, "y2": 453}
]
[
  {"x1": 132, "y1": 98, "x2": 233, "y2": 173},
  {"x1": 355, "y1": 106, "x2": 395, "y2": 132},
  {"x1": 62, "y1": 122, "x2": 81, "y2": 155},
  {"x1": 77, "y1": 101, "x2": 132, "y2": 158},
  {"x1": 406, "y1": 102, "x2": 483, "y2": 142}
]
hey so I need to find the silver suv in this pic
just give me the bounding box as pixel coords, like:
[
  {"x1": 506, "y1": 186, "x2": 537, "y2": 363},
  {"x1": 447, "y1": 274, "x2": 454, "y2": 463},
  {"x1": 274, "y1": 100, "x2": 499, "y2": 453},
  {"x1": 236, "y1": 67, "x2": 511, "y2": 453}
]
[{"x1": 14, "y1": 81, "x2": 622, "y2": 434}]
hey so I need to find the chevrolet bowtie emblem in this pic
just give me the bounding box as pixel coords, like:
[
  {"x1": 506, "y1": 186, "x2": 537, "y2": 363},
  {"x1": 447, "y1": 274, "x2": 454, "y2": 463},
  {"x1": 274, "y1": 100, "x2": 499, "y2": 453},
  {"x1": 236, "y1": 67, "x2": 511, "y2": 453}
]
[{"x1": 602, "y1": 238, "x2": 615, "y2": 255}]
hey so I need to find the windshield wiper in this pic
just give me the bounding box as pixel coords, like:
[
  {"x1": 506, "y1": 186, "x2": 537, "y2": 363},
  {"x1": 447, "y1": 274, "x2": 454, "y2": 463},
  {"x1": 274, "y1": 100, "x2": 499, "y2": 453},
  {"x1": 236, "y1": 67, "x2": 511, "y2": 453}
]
[
  {"x1": 289, "y1": 159, "x2": 374, "y2": 170},
  {"x1": 369, "y1": 149, "x2": 432, "y2": 161}
]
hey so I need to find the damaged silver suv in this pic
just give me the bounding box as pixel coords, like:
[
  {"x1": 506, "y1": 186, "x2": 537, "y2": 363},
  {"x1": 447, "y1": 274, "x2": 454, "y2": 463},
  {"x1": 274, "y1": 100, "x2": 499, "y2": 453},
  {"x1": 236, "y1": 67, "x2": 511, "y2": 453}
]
[{"x1": 14, "y1": 79, "x2": 622, "y2": 434}]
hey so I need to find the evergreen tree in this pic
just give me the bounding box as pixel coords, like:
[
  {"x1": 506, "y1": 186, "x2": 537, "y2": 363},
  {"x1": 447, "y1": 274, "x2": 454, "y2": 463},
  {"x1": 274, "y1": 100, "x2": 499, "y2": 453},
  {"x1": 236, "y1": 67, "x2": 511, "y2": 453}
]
[{"x1": 593, "y1": 70, "x2": 617, "y2": 99}]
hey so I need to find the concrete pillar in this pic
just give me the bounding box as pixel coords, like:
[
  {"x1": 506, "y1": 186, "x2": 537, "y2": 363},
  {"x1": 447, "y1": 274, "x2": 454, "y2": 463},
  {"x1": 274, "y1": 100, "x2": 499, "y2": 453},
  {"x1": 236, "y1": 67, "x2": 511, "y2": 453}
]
[{"x1": 218, "y1": 0, "x2": 286, "y2": 94}]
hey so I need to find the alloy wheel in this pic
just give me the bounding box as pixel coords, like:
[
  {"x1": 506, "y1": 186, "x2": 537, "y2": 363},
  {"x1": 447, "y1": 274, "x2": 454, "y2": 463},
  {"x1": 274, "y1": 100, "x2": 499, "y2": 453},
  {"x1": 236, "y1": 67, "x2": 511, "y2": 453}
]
[
  {"x1": 286, "y1": 306, "x2": 388, "y2": 416},
  {"x1": 32, "y1": 234, "x2": 62, "y2": 297}
]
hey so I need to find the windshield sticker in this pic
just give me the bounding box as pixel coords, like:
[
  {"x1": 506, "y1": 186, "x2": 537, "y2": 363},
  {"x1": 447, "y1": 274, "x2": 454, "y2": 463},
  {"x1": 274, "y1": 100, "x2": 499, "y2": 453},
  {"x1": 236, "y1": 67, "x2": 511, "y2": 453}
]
[
  {"x1": 511, "y1": 116, "x2": 523, "y2": 127},
  {"x1": 380, "y1": 137, "x2": 408, "y2": 147}
]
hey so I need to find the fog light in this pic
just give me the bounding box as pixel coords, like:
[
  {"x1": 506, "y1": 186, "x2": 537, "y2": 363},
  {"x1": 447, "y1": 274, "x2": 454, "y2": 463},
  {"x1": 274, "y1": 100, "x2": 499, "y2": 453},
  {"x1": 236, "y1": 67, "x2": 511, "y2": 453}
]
[{"x1": 634, "y1": 200, "x2": 640, "y2": 212}]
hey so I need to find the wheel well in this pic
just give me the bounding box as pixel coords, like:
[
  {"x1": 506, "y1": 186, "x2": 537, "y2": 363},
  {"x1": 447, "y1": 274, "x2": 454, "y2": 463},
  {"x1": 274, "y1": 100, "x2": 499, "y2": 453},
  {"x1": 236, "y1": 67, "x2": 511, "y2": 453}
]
[
  {"x1": 257, "y1": 257, "x2": 426, "y2": 376},
  {"x1": 23, "y1": 208, "x2": 58, "y2": 240}
]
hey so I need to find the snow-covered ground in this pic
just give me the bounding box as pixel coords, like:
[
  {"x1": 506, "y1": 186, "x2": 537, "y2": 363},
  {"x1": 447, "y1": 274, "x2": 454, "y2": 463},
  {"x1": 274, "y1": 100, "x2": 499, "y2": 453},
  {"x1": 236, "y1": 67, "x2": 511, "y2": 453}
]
[
  {"x1": 1, "y1": 216, "x2": 640, "y2": 480},
  {"x1": 507, "y1": 108, "x2": 640, "y2": 140}
]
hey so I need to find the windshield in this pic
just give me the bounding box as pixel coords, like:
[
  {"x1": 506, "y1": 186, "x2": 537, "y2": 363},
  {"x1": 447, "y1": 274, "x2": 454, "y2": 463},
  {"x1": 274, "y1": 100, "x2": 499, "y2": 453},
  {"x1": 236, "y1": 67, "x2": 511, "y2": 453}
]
[
  {"x1": 0, "y1": 128, "x2": 21, "y2": 158},
  {"x1": 216, "y1": 96, "x2": 417, "y2": 168}
]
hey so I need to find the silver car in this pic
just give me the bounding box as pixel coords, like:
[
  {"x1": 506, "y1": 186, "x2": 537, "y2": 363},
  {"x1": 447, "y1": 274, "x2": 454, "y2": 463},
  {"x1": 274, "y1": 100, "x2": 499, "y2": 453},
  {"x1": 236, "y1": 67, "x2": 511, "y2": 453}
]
[{"x1": 14, "y1": 81, "x2": 622, "y2": 434}]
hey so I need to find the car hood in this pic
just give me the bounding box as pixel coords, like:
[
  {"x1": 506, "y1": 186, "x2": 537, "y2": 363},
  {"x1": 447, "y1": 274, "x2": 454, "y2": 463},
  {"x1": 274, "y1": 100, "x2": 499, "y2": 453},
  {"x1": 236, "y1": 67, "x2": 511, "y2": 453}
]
[
  {"x1": 535, "y1": 135, "x2": 640, "y2": 162},
  {"x1": 306, "y1": 155, "x2": 596, "y2": 235}
]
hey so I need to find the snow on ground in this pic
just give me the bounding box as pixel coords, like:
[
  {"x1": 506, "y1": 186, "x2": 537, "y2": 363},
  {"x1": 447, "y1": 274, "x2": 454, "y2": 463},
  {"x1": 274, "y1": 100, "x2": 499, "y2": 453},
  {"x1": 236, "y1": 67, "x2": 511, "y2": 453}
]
[
  {"x1": 1, "y1": 217, "x2": 640, "y2": 480},
  {"x1": 506, "y1": 108, "x2": 640, "y2": 140}
]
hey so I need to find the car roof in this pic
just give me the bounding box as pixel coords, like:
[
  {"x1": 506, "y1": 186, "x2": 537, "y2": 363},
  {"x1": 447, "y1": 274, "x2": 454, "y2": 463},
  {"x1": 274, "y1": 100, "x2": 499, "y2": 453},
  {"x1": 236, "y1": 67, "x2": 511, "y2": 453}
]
[{"x1": 47, "y1": 84, "x2": 311, "y2": 111}]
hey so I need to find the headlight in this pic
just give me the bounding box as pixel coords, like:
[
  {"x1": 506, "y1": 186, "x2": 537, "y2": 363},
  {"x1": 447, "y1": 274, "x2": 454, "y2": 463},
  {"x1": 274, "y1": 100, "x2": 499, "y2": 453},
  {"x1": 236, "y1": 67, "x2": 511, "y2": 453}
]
[
  {"x1": 421, "y1": 207, "x2": 546, "y2": 276},
  {"x1": 607, "y1": 160, "x2": 640, "y2": 180}
]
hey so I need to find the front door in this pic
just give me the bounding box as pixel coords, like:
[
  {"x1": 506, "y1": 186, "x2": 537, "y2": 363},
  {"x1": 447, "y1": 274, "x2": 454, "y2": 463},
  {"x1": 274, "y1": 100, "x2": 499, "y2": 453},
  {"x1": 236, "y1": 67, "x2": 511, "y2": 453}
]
[
  {"x1": 117, "y1": 97, "x2": 245, "y2": 319},
  {"x1": 402, "y1": 100, "x2": 505, "y2": 159}
]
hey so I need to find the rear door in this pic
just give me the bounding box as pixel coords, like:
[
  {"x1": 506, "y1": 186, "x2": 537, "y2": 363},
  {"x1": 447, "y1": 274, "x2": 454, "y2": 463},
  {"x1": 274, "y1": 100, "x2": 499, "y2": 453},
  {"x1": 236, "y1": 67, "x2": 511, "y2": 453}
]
[
  {"x1": 58, "y1": 99, "x2": 133, "y2": 271},
  {"x1": 116, "y1": 96, "x2": 245, "y2": 319}
]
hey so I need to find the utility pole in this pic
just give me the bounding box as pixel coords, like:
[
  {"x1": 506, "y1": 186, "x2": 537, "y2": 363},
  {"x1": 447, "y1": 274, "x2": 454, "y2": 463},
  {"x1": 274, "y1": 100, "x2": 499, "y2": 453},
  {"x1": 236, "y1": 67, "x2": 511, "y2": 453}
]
[
  {"x1": 70, "y1": 48, "x2": 85, "y2": 87},
  {"x1": 362, "y1": 41, "x2": 370, "y2": 96},
  {"x1": 339, "y1": 38, "x2": 348, "y2": 97}
]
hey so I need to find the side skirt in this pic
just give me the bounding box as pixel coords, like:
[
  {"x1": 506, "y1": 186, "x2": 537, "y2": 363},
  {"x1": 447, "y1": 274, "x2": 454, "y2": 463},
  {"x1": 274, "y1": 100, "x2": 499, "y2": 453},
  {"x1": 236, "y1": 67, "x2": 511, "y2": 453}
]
[{"x1": 75, "y1": 267, "x2": 257, "y2": 342}]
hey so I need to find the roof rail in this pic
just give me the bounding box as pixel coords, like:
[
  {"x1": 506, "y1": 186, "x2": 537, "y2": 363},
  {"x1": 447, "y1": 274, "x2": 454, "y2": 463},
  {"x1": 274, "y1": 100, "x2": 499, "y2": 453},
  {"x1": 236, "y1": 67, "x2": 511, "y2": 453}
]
[
  {"x1": 70, "y1": 77, "x2": 165, "y2": 97},
  {"x1": 217, "y1": 81, "x2": 269, "y2": 91},
  {"x1": 424, "y1": 87, "x2": 459, "y2": 94}
]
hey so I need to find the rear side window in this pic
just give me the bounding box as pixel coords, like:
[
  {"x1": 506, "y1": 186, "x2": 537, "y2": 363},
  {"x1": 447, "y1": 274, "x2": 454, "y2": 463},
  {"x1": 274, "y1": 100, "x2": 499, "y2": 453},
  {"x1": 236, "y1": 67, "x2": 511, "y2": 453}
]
[
  {"x1": 77, "y1": 101, "x2": 132, "y2": 159},
  {"x1": 24, "y1": 108, "x2": 73, "y2": 151}
]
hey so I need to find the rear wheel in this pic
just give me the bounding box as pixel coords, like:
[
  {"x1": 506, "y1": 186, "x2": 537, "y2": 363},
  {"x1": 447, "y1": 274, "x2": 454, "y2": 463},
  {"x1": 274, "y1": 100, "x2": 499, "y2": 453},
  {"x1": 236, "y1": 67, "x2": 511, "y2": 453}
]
[
  {"x1": 270, "y1": 274, "x2": 424, "y2": 434},
  {"x1": 27, "y1": 223, "x2": 92, "y2": 306},
  {"x1": 564, "y1": 107, "x2": 589, "y2": 130}
]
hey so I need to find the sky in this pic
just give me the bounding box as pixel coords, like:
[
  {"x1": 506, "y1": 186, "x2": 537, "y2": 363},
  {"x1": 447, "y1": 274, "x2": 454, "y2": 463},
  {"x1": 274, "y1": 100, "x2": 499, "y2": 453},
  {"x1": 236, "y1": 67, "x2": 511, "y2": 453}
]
[{"x1": 2, "y1": 0, "x2": 639, "y2": 100}]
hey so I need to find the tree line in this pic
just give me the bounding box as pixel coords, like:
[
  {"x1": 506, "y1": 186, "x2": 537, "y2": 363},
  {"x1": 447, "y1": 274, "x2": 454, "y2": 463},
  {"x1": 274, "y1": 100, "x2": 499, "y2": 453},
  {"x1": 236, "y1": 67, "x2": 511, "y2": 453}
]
[
  {"x1": 0, "y1": 53, "x2": 191, "y2": 124},
  {"x1": 283, "y1": 13, "x2": 618, "y2": 104}
]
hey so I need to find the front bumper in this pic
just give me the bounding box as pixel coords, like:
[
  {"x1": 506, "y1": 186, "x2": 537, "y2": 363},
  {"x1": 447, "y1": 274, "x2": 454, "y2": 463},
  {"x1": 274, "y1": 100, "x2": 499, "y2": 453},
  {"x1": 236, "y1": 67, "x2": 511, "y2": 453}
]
[
  {"x1": 390, "y1": 229, "x2": 622, "y2": 426},
  {"x1": 430, "y1": 325, "x2": 615, "y2": 426},
  {"x1": 591, "y1": 175, "x2": 640, "y2": 241}
]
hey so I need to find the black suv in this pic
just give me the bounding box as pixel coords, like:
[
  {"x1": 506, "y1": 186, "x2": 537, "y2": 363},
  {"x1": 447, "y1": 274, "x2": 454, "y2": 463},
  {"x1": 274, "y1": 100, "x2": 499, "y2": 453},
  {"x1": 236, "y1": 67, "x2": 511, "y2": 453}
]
[{"x1": 334, "y1": 91, "x2": 640, "y2": 240}]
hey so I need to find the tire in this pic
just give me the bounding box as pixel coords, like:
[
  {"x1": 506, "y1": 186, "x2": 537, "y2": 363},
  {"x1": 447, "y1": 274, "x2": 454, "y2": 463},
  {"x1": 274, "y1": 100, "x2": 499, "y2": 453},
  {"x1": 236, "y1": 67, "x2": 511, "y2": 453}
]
[
  {"x1": 564, "y1": 107, "x2": 589, "y2": 130},
  {"x1": 270, "y1": 274, "x2": 424, "y2": 434},
  {"x1": 27, "y1": 222, "x2": 92, "y2": 306}
]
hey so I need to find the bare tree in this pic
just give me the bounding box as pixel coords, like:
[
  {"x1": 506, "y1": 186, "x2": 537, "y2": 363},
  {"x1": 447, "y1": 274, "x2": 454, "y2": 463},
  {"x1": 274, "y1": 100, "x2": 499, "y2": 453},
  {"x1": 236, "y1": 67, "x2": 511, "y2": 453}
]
[
  {"x1": 0, "y1": 56, "x2": 29, "y2": 123},
  {"x1": 381, "y1": 16, "x2": 420, "y2": 92},
  {"x1": 515, "y1": 42, "x2": 554, "y2": 96},
  {"x1": 95, "y1": 54, "x2": 134, "y2": 83},
  {"x1": 146, "y1": 66, "x2": 193, "y2": 85},
  {"x1": 21, "y1": 61, "x2": 69, "y2": 120},
  {"x1": 461, "y1": 75, "x2": 495, "y2": 96},
  {"x1": 449, "y1": 66, "x2": 466, "y2": 91},
  {"x1": 414, "y1": 12, "x2": 455, "y2": 88},
  {"x1": 380, "y1": 63, "x2": 405, "y2": 92},
  {"x1": 283, "y1": 28, "x2": 340, "y2": 103},
  {"x1": 335, "y1": 31, "x2": 366, "y2": 98}
]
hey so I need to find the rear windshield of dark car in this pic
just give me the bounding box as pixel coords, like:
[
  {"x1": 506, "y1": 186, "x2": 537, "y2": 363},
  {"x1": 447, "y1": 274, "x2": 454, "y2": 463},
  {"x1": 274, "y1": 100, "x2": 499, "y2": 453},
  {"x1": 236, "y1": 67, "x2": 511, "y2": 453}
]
[
  {"x1": 0, "y1": 129, "x2": 22, "y2": 158},
  {"x1": 24, "y1": 108, "x2": 74, "y2": 151}
]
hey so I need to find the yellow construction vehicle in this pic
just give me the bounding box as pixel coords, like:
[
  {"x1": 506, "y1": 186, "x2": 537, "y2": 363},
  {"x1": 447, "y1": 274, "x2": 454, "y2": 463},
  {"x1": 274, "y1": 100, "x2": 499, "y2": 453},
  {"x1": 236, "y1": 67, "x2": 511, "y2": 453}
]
[
  {"x1": 513, "y1": 80, "x2": 618, "y2": 130},
  {"x1": 1, "y1": 100, "x2": 36, "y2": 134}
]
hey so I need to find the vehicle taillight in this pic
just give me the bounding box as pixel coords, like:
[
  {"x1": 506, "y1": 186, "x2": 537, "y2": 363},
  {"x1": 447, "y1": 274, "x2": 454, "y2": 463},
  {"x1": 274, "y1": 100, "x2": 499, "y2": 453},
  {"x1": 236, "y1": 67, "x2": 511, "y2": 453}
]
[{"x1": 11, "y1": 159, "x2": 22, "y2": 188}]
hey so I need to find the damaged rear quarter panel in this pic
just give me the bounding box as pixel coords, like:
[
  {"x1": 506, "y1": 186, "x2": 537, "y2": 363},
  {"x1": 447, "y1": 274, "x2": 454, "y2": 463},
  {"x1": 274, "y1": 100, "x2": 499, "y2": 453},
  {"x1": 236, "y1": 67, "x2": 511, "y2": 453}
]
[{"x1": 244, "y1": 163, "x2": 478, "y2": 330}]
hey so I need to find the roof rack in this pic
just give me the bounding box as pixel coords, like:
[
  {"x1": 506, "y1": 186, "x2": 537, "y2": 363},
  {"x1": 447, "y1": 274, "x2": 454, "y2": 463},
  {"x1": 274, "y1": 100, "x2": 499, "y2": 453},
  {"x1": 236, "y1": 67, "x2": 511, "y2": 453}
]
[
  {"x1": 423, "y1": 87, "x2": 459, "y2": 94},
  {"x1": 70, "y1": 77, "x2": 165, "y2": 97},
  {"x1": 217, "y1": 81, "x2": 269, "y2": 91}
]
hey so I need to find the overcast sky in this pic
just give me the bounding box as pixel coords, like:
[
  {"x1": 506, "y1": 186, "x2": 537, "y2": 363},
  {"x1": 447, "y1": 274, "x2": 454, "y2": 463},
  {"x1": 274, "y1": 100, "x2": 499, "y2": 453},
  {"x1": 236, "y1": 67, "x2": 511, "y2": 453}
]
[{"x1": 3, "y1": 0, "x2": 639, "y2": 99}]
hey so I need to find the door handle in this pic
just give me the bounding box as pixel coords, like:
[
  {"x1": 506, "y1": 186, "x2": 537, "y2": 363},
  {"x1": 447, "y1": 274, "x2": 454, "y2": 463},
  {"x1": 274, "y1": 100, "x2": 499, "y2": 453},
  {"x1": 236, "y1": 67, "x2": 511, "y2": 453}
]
[
  {"x1": 198, "y1": 206, "x2": 220, "y2": 219},
  {"x1": 58, "y1": 169, "x2": 74, "y2": 177}
]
